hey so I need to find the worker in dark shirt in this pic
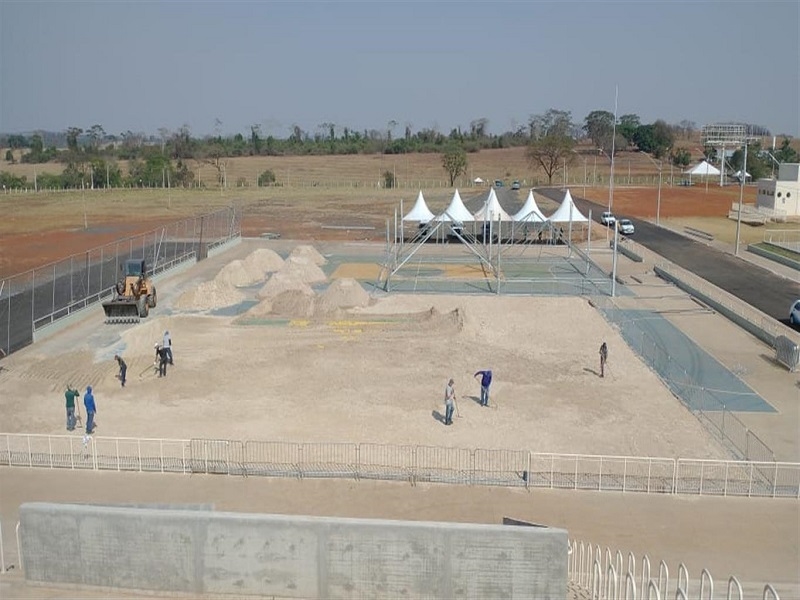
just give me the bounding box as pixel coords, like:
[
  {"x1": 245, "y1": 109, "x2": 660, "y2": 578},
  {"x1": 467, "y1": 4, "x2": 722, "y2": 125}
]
[
  {"x1": 473, "y1": 369, "x2": 493, "y2": 407},
  {"x1": 155, "y1": 343, "x2": 169, "y2": 377},
  {"x1": 114, "y1": 354, "x2": 127, "y2": 387}
]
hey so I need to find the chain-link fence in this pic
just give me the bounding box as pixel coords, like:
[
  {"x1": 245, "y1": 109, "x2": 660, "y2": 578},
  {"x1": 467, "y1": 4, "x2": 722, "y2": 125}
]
[
  {"x1": 0, "y1": 206, "x2": 240, "y2": 357},
  {"x1": 0, "y1": 433, "x2": 797, "y2": 498},
  {"x1": 594, "y1": 299, "x2": 776, "y2": 463}
]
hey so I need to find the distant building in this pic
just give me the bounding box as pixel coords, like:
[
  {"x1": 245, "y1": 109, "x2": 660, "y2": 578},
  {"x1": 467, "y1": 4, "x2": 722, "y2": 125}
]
[{"x1": 756, "y1": 163, "x2": 800, "y2": 217}]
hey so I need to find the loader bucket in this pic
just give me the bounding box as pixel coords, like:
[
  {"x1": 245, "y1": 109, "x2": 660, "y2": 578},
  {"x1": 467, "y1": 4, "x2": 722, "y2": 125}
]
[{"x1": 102, "y1": 299, "x2": 142, "y2": 324}]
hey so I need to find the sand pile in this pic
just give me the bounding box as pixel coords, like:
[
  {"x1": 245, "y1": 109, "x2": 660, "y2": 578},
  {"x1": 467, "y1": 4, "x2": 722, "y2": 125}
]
[
  {"x1": 317, "y1": 278, "x2": 370, "y2": 311},
  {"x1": 242, "y1": 248, "x2": 284, "y2": 281},
  {"x1": 257, "y1": 271, "x2": 315, "y2": 300},
  {"x1": 175, "y1": 281, "x2": 246, "y2": 311},
  {"x1": 278, "y1": 256, "x2": 327, "y2": 285},
  {"x1": 244, "y1": 298, "x2": 273, "y2": 317},
  {"x1": 270, "y1": 289, "x2": 316, "y2": 318},
  {"x1": 289, "y1": 244, "x2": 326, "y2": 266},
  {"x1": 214, "y1": 260, "x2": 259, "y2": 288}
]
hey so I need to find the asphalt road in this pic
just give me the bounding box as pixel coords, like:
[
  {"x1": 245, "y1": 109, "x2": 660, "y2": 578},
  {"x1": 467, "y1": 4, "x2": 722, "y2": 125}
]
[{"x1": 538, "y1": 187, "x2": 800, "y2": 325}]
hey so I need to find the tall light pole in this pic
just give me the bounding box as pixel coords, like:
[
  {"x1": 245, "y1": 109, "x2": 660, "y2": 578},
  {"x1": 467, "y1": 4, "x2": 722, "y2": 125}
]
[
  {"x1": 640, "y1": 152, "x2": 663, "y2": 226},
  {"x1": 734, "y1": 141, "x2": 748, "y2": 256},
  {"x1": 608, "y1": 85, "x2": 619, "y2": 213}
]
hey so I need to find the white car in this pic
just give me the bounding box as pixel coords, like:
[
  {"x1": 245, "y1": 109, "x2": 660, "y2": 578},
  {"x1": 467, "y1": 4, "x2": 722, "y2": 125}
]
[
  {"x1": 618, "y1": 219, "x2": 635, "y2": 235},
  {"x1": 791, "y1": 300, "x2": 800, "y2": 326},
  {"x1": 601, "y1": 211, "x2": 616, "y2": 226}
]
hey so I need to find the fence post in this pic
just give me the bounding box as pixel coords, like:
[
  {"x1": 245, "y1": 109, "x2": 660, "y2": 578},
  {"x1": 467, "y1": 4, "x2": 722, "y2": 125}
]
[
  {"x1": 0, "y1": 520, "x2": 4, "y2": 573},
  {"x1": 160, "y1": 440, "x2": 164, "y2": 473},
  {"x1": 116, "y1": 439, "x2": 120, "y2": 471},
  {"x1": 27, "y1": 436, "x2": 31, "y2": 468},
  {"x1": 15, "y1": 522, "x2": 22, "y2": 573},
  {"x1": 525, "y1": 451, "x2": 530, "y2": 490},
  {"x1": 355, "y1": 444, "x2": 360, "y2": 481}
]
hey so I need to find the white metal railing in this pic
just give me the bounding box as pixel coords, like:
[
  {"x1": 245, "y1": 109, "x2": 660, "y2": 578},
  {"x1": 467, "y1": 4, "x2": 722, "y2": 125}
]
[
  {"x1": 1, "y1": 433, "x2": 798, "y2": 499},
  {"x1": 569, "y1": 538, "x2": 782, "y2": 600}
]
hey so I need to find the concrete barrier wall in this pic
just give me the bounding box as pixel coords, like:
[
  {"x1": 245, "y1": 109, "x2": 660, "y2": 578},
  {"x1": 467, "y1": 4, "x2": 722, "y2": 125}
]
[
  {"x1": 20, "y1": 503, "x2": 568, "y2": 599},
  {"x1": 747, "y1": 244, "x2": 800, "y2": 272}
]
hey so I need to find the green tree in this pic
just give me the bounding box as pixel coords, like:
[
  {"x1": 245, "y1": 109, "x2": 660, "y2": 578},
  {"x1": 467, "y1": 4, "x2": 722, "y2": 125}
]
[
  {"x1": 774, "y1": 137, "x2": 799, "y2": 163},
  {"x1": 86, "y1": 124, "x2": 105, "y2": 152},
  {"x1": 258, "y1": 169, "x2": 276, "y2": 186},
  {"x1": 0, "y1": 171, "x2": 27, "y2": 189},
  {"x1": 583, "y1": 110, "x2": 614, "y2": 152},
  {"x1": 632, "y1": 120, "x2": 674, "y2": 159},
  {"x1": 5, "y1": 149, "x2": 14, "y2": 163},
  {"x1": 382, "y1": 170, "x2": 395, "y2": 189},
  {"x1": 250, "y1": 125, "x2": 263, "y2": 155},
  {"x1": 66, "y1": 127, "x2": 83, "y2": 152},
  {"x1": 618, "y1": 114, "x2": 641, "y2": 145},
  {"x1": 88, "y1": 158, "x2": 122, "y2": 188},
  {"x1": 6, "y1": 134, "x2": 28, "y2": 149},
  {"x1": 670, "y1": 147, "x2": 691, "y2": 168},
  {"x1": 730, "y1": 143, "x2": 770, "y2": 180},
  {"x1": 530, "y1": 109, "x2": 572, "y2": 139},
  {"x1": 441, "y1": 145, "x2": 467, "y2": 186}
]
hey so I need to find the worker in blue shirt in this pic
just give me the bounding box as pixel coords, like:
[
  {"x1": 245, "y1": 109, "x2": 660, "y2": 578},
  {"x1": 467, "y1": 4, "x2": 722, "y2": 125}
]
[
  {"x1": 474, "y1": 369, "x2": 492, "y2": 407},
  {"x1": 84, "y1": 386, "x2": 97, "y2": 434}
]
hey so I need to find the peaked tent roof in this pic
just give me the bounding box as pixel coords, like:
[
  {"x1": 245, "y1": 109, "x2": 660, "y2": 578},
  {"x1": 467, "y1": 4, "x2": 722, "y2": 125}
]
[
  {"x1": 402, "y1": 190, "x2": 436, "y2": 223},
  {"x1": 512, "y1": 190, "x2": 547, "y2": 223},
  {"x1": 434, "y1": 189, "x2": 474, "y2": 222},
  {"x1": 548, "y1": 189, "x2": 589, "y2": 223},
  {"x1": 685, "y1": 160, "x2": 721, "y2": 176},
  {"x1": 473, "y1": 188, "x2": 513, "y2": 222}
]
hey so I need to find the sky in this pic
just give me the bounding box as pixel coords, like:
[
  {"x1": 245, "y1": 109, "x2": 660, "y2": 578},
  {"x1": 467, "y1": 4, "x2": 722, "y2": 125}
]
[{"x1": 1, "y1": 1, "x2": 798, "y2": 138}]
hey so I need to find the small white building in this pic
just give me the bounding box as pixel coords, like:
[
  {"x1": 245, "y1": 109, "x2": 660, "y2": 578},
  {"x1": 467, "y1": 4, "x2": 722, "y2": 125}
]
[{"x1": 756, "y1": 163, "x2": 800, "y2": 217}]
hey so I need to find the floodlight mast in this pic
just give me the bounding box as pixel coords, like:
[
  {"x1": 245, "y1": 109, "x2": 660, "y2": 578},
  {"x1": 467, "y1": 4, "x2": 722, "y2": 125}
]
[
  {"x1": 608, "y1": 86, "x2": 618, "y2": 213},
  {"x1": 640, "y1": 151, "x2": 663, "y2": 227}
]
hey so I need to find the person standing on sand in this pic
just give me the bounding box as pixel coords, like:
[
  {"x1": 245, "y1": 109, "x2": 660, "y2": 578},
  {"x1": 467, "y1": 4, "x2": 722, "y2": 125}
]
[
  {"x1": 473, "y1": 369, "x2": 492, "y2": 407},
  {"x1": 65, "y1": 385, "x2": 80, "y2": 430},
  {"x1": 114, "y1": 354, "x2": 127, "y2": 387},
  {"x1": 599, "y1": 342, "x2": 608, "y2": 378},
  {"x1": 83, "y1": 386, "x2": 97, "y2": 434},
  {"x1": 155, "y1": 343, "x2": 169, "y2": 377},
  {"x1": 162, "y1": 330, "x2": 173, "y2": 365},
  {"x1": 444, "y1": 378, "x2": 456, "y2": 426}
]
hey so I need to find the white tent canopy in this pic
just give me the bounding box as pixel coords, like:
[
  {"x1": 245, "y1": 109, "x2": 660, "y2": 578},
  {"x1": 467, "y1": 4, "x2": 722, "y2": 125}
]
[
  {"x1": 473, "y1": 188, "x2": 513, "y2": 222},
  {"x1": 548, "y1": 189, "x2": 589, "y2": 223},
  {"x1": 473, "y1": 177, "x2": 484, "y2": 184},
  {"x1": 402, "y1": 190, "x2": 436, "y2": 223},
  {"x1": 512, "y1": 189, "x2": 547, "y2": 223},
  {"x1": 685, "y1": 161, "x2": 721, "y2": 176},
  {"x1": 434, "y1": 189, "x2": 474, "y2": 222}
]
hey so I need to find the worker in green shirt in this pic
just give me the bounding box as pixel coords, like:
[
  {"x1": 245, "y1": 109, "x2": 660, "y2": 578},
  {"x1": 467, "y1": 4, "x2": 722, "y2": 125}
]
[{"x1": 65, "y1": 385, "x2": 80, "y2": 431}]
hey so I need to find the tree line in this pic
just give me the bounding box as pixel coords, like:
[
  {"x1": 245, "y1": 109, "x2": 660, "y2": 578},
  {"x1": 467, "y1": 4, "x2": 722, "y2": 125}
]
[{"x1": 2, "y1": 114, "x2": 794, "y2": 190}]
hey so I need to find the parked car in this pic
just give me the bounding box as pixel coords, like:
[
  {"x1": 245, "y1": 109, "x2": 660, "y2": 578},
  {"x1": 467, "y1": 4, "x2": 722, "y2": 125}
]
[
  {"x1": 618, "y1": 218, "x2": 635, "y2": 235},
  {"x1": 600, "y1": 211, "x2": 616, "y2": 226},
  {"x1": 511, "y1": 180, "x2": 521, "y2": 190},
  {"x1": 790, "y1": 299, "x2": 800, "y2": 326},
  {"x1": 494, "y1": 179, "x2": 504, "y2": 187}
]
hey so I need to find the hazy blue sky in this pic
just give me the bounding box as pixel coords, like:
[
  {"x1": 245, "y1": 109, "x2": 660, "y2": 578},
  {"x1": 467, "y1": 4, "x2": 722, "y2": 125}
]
[{"x1": 1, "y1": 1, "x2": 798, "y2": 138}]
